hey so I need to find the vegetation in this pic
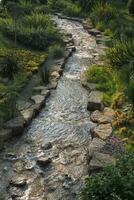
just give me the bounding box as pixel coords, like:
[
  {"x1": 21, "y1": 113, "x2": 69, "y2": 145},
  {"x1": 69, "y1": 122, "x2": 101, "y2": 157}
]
[{"x1": 81, "y1": 154, "x2": 134, "y2": 200}]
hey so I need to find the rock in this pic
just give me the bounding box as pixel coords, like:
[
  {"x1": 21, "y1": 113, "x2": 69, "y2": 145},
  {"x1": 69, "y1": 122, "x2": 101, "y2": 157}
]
[
  {"x1": 33, "y1": 86, "x2": 46, "y2": 92},
  {"x1": 20, "y1": 108, "x2": 35, "y2": 125},
  {"x1": 80, "y1": 72, "x2": 96, "y2": 91},
  {"x1": 50, "y1": 71, "x2": 60, "y2": 82},
  {"x1": 0, "y1": 128, "x2": 12, "y2": 142},
  {"x1": 31, "y1": 95, "x2": 46, "y2": 105},
  {"x1": 91, "y1": 123, "x2": 113, "y2": 140},
  {"x1": 16, "y1": 100, "x2": 33, "y2": 111},
  {"x1": 41, "y1": 142, "x2": 52, "y2": 150},
  {"x1": 87, "y1": 91, "x2": 104, "y2": 111},
  {"x1": 90, "y1": 108, "x2": 115, "y2": 124},
  {"x1": 46, "y1": 82, "x2": 58, "y2": 90},
  {"x1": 88, "y1": 29, "x2": 100, "y2": 36},
  {"x1": 4, "y1": 117, "x2": 24, "y2": 136},
  {"x1": 41, "y1": 89, "x2": 50, "y2": 97},
  {"x1": 10, "y1": 178, "x2": 27, "y2": 187},
  {"x1": 88, "y1": 138, "x2": 106, "y2": 155},
  {"x1": 89, "y1": 152, "x2": 115, "y2": 173},
  {"x1": 30, "y1": 103, "x2": 42, "y2": 115},
  {"x1": 37, "y1": 157, "x2": 51, "y2": 167}
]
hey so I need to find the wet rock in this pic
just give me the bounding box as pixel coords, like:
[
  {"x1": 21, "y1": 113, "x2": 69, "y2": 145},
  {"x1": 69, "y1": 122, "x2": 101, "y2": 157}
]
[
  {"x1": 80, "y1": 72, "x2": 96, "y2": 91},
  {"x1": 87, "y1": 91, "x2": 104, "y2": 111},
  {"x1": 37, "y1": 157, "x2": 52, "y2": 167},
  {"x1": 20, "y1": 108, "x2": 35, "y2": 125},
  {"x1": 41, "y1": 142, "x2": 52, "y2": 150},
  {"x1": 33, "y1": 86, "x2": 46, "y2": 92},
  {"x1": 4, "y1": 117, "x2": 24, "y2": 136},
  {"x1": 90, "y1": 108, "x2": 115, "y2": 124},
  {"x1": 4, "y1": 153, "x2": 18, "y2": 161},
  {"x1": 91, "y1": 123, "x2": 113, "y2": 140},
  {"x1": 89, "y1": 152, "x2": 115, "y2": 173},
  {"x1": 46, "y1": 82, "x2": 58, "y2": 90},
  {"x1": 31, "y1": 95, "x2": 46, "y2": 105},
  {"x1": 41, "y1": 89, "x2": 50, "y2": 97},
  {"x1": 0, "y1": 128, "x2": 12, "y2": 143},
  {"x1": 30, "y1": 103, "x2": 42, "y2": 115},
  {"x1": 10, "y1": 178, "x2": 27, "y2": 187},
  {"x1": 8, "y1": 186, "x2": 24, "y2": 198},
  {"x1": 16, "y1": 100, "x2": 32, "y2": 111},
  {"x1": 50, "y1": 71, "x2": 60, "y2": 82},
  {"x1": 88, "y1": 138, "x2": 106, "y2": 155}
]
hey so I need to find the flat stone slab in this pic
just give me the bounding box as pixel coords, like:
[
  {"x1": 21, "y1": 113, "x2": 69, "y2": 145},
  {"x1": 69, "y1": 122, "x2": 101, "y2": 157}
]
[
  {"x1": 88, "y1": 138, "x2": 106, "y2": 155},
  {"x1": 90, "y1": 107, "x2": 115, "y2": 124},
  {"x1": 87, "y1": 91, "x2": 104, "y2": 111},
  {"x1": 31, "y1": 95, "x2": 46, "y2": 105},
  {"x1": 89, "y1": 152, "x2": 115, "y2": 173},
  {"x1": 91, "y1": 123, "x2": 113, "y2": 140},
  {"x1": 4, "y1": 117, "x2": 24, "y2": 136}
]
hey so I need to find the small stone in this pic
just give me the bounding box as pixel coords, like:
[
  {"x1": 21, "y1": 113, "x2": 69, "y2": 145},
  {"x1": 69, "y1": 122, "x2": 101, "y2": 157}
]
[
  {"x1": 87, "y1": 91, "x2": 104, "y2": 111},
  {"x1": 20, "y1": 108, "x2": 34, "y2": 125},
  {"x1": 41, "y1": 142, "x2": 52, "y2": 150},
  {"x1": 41, "y1": 89, "x2": 50, "y2": 97},
  {"x1": 33, "y1": 86, "x2": 46, "y2": 92},
  {"x1": 31, "y1": 95, "x2": 46, "y2": 105},
  {"x1": 91, "y1": 123, "x2": 112, "y2": 140},
  {"x1": 37, "y1": 157, "x2": 51, "y2": 167},
  {"x1": 10, "y1": 178, "x2": 27, "y2": 187},
  {"x1": 50, "y1": 71, "x2": 60, "y2": 82}
]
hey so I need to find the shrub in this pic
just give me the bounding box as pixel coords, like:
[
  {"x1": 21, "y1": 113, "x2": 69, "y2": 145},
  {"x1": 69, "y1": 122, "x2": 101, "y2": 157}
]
[
  {"x1": 128, "y1": 0, "x2": 134, "y2": 14},
  {"x1": 106, "y1": 40, "x2": 134, "y2": 68},
  {"x1": 1, "y1": 13, "x2": 62, "y2": 50},
  {"x1": 86, "y1": 65, "x2": 117, "y2": 94},
  {"x1": 0, "y1": 53, "x2": 18, "y2": 80},
  {"x1": 81, "y1": 154, "x2": 134, "y2": 200},
  {"x1": 90, "y1": 2, "x2": 118, "y2": 25},
  {"x1": 48, "y1": 44, "x2": 64, "y2": 59}
]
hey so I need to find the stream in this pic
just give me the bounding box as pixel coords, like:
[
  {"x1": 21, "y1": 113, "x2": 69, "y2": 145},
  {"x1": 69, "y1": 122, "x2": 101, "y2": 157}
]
[{"x1": 0, "y1": 16, "x2": 104, "y2": 200}]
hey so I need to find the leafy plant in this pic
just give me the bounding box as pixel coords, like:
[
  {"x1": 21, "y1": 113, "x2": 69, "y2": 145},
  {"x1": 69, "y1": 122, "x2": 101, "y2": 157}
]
[
  {"x1": 48, "y1": 44, "x2": 64, "y2": 59},
  {"x1": 81, "y1": 154, "x2": 134, "y2": 200}
]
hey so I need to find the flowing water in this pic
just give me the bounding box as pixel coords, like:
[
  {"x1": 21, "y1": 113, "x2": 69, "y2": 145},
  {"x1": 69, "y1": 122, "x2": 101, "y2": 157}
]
[{"x1": 0, "y1": 16, "x2": 104, "y2": 200}]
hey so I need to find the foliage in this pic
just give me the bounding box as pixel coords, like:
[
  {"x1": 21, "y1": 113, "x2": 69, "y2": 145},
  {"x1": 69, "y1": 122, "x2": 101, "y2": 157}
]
[
  {"x1": 106, "y1": 40, "x2": 134, "y2": 68},
  {"x1": 90, "y1": 2, "x2": 118, "y2": 26},
  {"x1": 86, "y1": 65, "x2": 118, "y2": 94},
  {"x1": 0, "y1": 12, "x2": 62, "y2": 50},
  {"x1": 48, "y1": 44, "x2": 64, "y2": 59},
  {"x1": 0, "y1": 48, "x2": 47, "y2": 121},
  {"x1": 128, "y1": 0, "x2": 134, "y2": 14},
  {"x1": 81, "y1": 154, "x2": 134, "y2": 200}
]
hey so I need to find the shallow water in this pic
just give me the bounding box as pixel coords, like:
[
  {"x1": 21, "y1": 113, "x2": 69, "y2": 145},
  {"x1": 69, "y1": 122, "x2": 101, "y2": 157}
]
[{"x1": 0, "y1": 16, "x2": 103, "y2": 200}]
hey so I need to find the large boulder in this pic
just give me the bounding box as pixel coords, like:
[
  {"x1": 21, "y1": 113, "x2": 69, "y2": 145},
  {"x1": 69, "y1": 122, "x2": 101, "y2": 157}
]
[
  {"x1": 91, "y1": 123, "x2": 113, "y2": 140},
  {"x1": 4, "y1": 117, "x2": 24, "y2": 136},
  {"x1": 87, "y1": 91, "x2": 104, "y2": 111},
  {"x1": 90, "y1": 107, "x2": 115, "y2": 124},
  {"x1": 89, "y1": 152, "x2": 115, "y2": 173}
]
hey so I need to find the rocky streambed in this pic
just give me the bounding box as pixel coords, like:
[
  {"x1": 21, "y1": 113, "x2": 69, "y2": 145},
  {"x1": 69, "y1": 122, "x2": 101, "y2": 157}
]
[{"x1": 0, "y1": 16, "x2": 121, "y2": 200}]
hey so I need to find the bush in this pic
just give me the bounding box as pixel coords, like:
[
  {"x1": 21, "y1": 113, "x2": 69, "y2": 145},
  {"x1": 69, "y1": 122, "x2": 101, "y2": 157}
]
[
  {"x1": 106, "y1": 40, "x2": 134, "y2": 68},
  {"x1": 90, "y1": 2, "x2": 118, "y2": 26},
  {"x1": 128, "y1": 0, "x2": 134, "y2": 14},
  {"x1": 1, "y1": 13, "x2": 62, "y2": 50},
  {"x1": 48, "y1": 44, "x2": 64, "y2": 59},
  {"x1": 81, "y1": 154, "x2": 134, "y2": 200},
  {"x1": 86, "y1": 65, "x2": 117, "y2": 94}
]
